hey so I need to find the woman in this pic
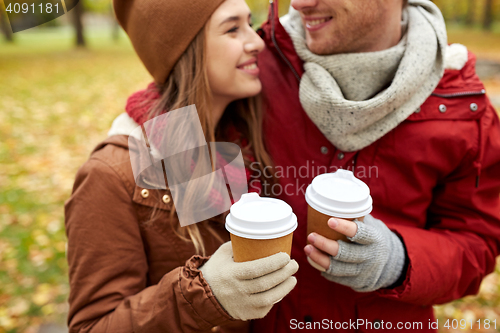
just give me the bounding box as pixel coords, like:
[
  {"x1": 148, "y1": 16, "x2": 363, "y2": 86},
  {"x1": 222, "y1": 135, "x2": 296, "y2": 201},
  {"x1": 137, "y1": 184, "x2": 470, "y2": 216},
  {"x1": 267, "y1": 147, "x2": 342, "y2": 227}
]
[{"x1": 64, "y1": 0, "x2": 298, "y2": 332}]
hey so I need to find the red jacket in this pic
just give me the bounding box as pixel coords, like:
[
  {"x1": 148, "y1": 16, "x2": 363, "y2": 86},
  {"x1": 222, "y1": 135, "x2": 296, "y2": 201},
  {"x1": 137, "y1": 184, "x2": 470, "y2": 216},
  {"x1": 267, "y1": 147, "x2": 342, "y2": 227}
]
[{"x1": 253, "y1": 1, "x2": 500, "y2": 332}]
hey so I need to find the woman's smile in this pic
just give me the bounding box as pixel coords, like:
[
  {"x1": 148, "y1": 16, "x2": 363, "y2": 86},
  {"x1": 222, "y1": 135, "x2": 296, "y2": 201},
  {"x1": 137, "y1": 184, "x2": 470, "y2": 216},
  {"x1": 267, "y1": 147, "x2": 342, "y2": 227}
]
[{"x1": 237, "y1": 58, "x2": 260, "y2": 76}]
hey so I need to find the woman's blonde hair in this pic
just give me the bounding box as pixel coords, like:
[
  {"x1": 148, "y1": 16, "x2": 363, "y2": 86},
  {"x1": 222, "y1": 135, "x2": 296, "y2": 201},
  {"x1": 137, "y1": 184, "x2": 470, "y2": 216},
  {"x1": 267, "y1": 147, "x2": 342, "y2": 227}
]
[{"x1": 143, "y1": 26, "x2": 276, "y2": 256}]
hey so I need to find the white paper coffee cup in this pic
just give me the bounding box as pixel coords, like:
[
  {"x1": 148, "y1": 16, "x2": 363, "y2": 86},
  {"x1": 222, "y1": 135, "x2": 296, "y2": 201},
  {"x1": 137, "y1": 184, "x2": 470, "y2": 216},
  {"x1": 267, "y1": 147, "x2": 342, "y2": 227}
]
[
  {"x1": 305, "y1": 170, "x2": 372, "y2": 271},
  {"x1": 305, "y1": 169, "x2": 372, "y2": 219},
  {"x1": 226, "y1": 193, "x2": 298, "y2": 262}
]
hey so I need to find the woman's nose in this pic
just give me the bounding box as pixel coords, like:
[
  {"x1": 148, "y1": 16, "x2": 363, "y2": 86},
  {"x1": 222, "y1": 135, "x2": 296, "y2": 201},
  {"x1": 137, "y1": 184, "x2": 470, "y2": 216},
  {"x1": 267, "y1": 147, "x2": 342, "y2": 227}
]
[
  {"x1": 291, "y1": 0, "x2": 320, "y2": 11},
  {"x1": 245, "y1": 31, "x2": 265, "y2": 55}
]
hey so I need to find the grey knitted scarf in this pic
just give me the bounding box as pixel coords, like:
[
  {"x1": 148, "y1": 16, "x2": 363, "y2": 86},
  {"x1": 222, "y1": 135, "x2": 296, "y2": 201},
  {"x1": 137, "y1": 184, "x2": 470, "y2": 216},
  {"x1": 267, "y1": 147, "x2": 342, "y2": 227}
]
[{"x1": 281, "y1": 0, "x2": 448, "y2": 152}]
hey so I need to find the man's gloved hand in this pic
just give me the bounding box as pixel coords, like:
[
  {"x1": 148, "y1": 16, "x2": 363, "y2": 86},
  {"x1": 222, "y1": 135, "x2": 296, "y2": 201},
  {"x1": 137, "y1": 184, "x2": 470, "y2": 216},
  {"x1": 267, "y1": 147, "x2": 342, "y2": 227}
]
[
  {"x1": 200, "y1": 241, "x2": 299, "y2": 321},
  {"x1": 305, "y1": 214, "x2": 407, "y2": 292}
]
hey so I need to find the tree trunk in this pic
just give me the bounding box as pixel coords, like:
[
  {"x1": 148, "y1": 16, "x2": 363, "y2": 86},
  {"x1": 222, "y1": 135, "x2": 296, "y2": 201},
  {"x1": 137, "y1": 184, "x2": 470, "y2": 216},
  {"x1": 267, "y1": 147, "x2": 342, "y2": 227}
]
[
  {"x1": 465, "y1": 0, "x2": 475, "y2": 26},
  {"x1": 0, "y1": 9, "x2": 13, "y2": 42},
  {"x1": 73, "y1": 0, "x2": 85, "y2": 47},
  {"x1": 483, "y1": 0, "x2": 494, "y2": 30}
]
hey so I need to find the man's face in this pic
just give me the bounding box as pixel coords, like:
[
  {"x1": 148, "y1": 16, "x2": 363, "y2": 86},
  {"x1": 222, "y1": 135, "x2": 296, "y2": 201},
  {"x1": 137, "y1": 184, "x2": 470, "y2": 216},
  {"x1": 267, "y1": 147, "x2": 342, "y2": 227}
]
[{"x1": 291, "y1": 0, "x2": 403, "y2": 55}]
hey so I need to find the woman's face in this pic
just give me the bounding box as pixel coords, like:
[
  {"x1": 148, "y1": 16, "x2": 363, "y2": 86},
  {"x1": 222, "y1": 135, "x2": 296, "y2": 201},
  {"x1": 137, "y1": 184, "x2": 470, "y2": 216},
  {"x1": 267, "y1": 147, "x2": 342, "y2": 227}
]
[{"x1": 205, "y1": 0, "x2": 265, "y2": 108}]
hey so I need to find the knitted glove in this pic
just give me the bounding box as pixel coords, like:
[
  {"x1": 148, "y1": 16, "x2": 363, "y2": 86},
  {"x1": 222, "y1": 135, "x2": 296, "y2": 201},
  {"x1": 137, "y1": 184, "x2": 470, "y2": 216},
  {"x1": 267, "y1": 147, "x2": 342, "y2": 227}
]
[
  {"x1": 321, "y1": 214, "x2": 406, "y2": 292},
  {"x1": 199, "y1": 242, "x2": 299, "y2": 321}
]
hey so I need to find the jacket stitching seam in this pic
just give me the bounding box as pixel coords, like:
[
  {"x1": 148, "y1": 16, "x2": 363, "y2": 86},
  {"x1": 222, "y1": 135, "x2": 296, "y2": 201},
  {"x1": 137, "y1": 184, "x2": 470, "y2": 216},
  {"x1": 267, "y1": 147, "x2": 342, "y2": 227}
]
[
  {"x1": 90, "y1": 155, "x2": 135, "y2": 196},
  {"x1": 87, "y1": 157, "x2": 140, "y2": 225}
]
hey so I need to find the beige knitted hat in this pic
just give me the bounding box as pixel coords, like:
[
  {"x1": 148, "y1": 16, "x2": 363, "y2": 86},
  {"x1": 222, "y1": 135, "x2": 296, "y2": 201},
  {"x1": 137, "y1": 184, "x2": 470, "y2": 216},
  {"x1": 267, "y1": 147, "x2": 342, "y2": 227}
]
[{"x1": 113, "y1": 0, "x2": 226, "y2": 84}]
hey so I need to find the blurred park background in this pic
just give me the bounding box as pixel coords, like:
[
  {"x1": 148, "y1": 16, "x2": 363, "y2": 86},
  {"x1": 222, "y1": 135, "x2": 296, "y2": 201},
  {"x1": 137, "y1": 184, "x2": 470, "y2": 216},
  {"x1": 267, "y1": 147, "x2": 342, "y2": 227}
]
[{"x1": 0, "y1": 0, "x2": 500, "y2": 332}]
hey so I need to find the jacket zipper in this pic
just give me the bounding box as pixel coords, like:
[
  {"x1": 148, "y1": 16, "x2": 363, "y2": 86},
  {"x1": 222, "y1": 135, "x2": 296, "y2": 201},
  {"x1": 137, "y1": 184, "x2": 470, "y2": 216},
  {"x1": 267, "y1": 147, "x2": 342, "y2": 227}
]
[
  {"x1": 269, "y1": 0, "x2": 301, "y2": 82},
  {"x1": 348, "y1": 152, "x2": 360, "y2": 175},
  {"x1": 431, "y1": 89, "x2": 486, "y2": 98}
]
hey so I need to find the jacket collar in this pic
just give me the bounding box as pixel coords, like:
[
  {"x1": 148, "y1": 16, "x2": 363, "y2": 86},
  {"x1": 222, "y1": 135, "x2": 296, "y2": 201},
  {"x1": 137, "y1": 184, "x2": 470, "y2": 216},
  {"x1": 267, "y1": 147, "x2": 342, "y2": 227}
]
[
  {"x1": 105, "y1": 112, "x2": 166, "y2": 159},
  {"x1": 91, "y1": 133, "x2": 129, "y2": 155},
  {"x1": 107, "y1": 112, "x2": 140, "y2": 138}
]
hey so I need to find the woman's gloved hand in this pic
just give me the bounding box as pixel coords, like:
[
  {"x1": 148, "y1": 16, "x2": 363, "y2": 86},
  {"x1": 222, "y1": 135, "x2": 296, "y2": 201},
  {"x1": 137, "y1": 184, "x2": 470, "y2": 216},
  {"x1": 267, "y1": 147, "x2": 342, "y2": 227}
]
[
  {"x1": 305, "y1": 214, "x2": 407, "y2": 292},
  {"x1": 199, "y1": 241, "x2": 299, "y2": 321}
]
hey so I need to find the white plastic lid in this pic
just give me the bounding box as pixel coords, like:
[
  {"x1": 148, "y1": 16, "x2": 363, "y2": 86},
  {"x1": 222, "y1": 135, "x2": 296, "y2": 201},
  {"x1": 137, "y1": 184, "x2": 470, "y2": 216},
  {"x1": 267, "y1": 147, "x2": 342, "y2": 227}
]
[
  {"x1": 305, "y1": 169, "x2": 372, "y2": 219},
  {"x1": 225, "y1": 193, "x2": 298, "y2": 240}
]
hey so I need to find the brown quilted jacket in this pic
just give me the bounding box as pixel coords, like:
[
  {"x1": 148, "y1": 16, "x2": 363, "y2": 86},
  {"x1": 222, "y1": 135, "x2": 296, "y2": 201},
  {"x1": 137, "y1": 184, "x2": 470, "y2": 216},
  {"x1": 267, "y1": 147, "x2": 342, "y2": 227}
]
[{"x1": 64, "y1": 135, "x2": 249, "y2": 333}]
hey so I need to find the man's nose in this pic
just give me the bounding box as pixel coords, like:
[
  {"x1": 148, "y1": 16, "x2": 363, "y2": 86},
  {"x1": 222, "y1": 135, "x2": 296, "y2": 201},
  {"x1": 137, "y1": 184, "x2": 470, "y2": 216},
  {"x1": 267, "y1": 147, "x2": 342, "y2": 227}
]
[{"x1": 291, "y1": 0, "x2": 319, "y2": 11}]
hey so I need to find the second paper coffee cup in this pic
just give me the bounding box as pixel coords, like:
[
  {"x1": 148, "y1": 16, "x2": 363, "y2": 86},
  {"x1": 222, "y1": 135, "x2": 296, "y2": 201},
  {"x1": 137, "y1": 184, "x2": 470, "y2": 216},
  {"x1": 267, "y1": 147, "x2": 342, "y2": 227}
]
[
  {"x1": 225, "y1": 193, "x2": 298, "y2": 262},
  {"x1": 305, "y1": 169, "x2": 372, "y2": 242}
]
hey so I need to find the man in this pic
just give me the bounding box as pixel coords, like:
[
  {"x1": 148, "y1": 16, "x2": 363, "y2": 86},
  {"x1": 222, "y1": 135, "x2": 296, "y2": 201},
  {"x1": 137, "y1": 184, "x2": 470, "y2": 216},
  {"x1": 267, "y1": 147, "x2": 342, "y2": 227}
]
[{"x1": 255, "y1": 0, "x2": 500, "y2": 331}]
